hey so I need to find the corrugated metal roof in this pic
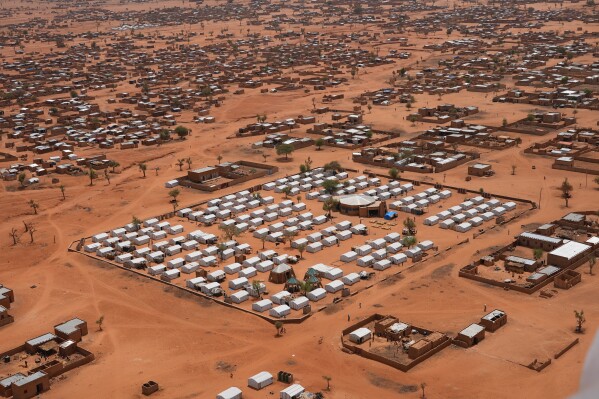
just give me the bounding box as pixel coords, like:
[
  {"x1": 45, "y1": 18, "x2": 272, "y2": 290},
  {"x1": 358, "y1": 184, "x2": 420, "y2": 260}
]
[
  {"x1": 549, "y1": 241, "x2": 590, "y2": 260},
  {"x1": 26, "y1": 333, "x2": 56, "y2": 347}
]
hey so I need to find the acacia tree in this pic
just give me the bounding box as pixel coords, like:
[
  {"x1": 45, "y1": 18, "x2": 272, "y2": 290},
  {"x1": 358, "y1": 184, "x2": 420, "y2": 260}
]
[
  {"x1": 109, "y1": 161, "x2": 120, "y2": 172},
  {"x1": 88, "y1": 168, "x2": 98, "y2": 186},
  {"x1": 560, "y1": 178, "x2": 573, "y2": 207},
  {"x1": 322, "y1": 197, "x2": 339, "y2": 219},
  {"x1": 18, "y1": 172, "x2": 26, "y2": 187},
  {"x1": 297, "y1": 243, "x2": 306, "y2": 259},
  {"x1": 168, "y1": 189, "x2": 180, "y2": 212},
  {"x1": 219, "y1": 224, "x2": 242, "y2": 241},
  {"x1": 131, "y1": 216, "x2": 142, "y2": 231},
  {"x1": 574, "y1": 310, "x2": 585, "y2": 333},
  {"x1": 9, "y1": 227, "x2": 19, "y2": 245},
  {"x1": 139, "y1": 163, "x2": 147, "y2": 178},
  {"x1": 174, "y1": 125, "x2": 189, "y2": 139},
  {"x1": 275, "y1": 321, "x2": 283, "y2": 336},
  {"x1": 29, "y1": 200, "x2": 39, "y2": 215},
  {"x1": 177, "y1": 158, "x2": 185, "y2": 171},
  {"x1": 186, "y1": 157, "x2": 192, "y2": 170},
  {"x1": 25, "y1": 222, "x2": 36, "y2": 243},
  {"x1": 276, "y1": 143, "x2": 294, "y2": 160},
  {"x1": 323, "y1": 376, "x2": 332, "y2": 391},
  {"x1": 96, "y1": 315, "x2": 105, "y2": 331},
  {"x1": 322, "y1": 179, "x2": 340, "y2": 195},
  {"x1": 315, "y1": 138, "x2": 325, "y2": 150}
]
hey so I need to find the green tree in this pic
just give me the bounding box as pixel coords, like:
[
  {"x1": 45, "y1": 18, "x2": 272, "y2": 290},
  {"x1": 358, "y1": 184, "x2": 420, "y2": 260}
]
[
  {"x1": 560, "y1": 178, "x2": 573, "y2": 207},
  {"x1": 168, "y1": 189, "x2": 180, "y2": 212},
  {"x1": 323, "y1": 161, "x2": 342, "y2": 173},
  {"x1": 403, "y1": 217, "x2": 416, "y2": 232},
  {"x1": 251, "y1": 280, "x2": 264, "y2": 298},
  {"x1": 276, "y1": 143, "x2": 294, "y2": 160},
  {"x1": 315, "y1": 138, "x2": 325, "y2": 150},
  {"x1": 219, "y1": 224, "x2": 242, "y2": 241},
  {"x1": 109, "y1": 161, "x2": 120, "y2": 172},
  {"x1": 389, "y1": 168, "x2": 400, "y2": 180},
  {"x1": 18, "y1": 172, "x2": 26, "y2": 187},
  {"x1": 574, "y1": 310, "x2": 585, "y2": 333},
  {"x1": 139, "y1": 163, "x2": 147, "y2": 178},
  {"x1": 401, "y1": 235, "x2": 417, "y2": 248},
  {"x1": 322, "y1": 197, "x2": 339, "y2": 218},
  {"x1": 322, "y1": 179, "x2": 340, "y2": 195},
  {"x1": 174, "y1": 125, "x2": 189, "y2": 139},
  {"x1": 282, "y1": 186, "x2": 292, "y2": 199},
  {"x1": 297, "y1": 243, "x2": 307, "y2": 259},
  {"x1": 88, "y1": 168, "x2": 98, "y2": 186},
  {"x1": 533, "y1": 248, "x2": 543, "y2": 260},
  {"x1": 131, "y1": 216, "x2": 142, "y2": 230}
]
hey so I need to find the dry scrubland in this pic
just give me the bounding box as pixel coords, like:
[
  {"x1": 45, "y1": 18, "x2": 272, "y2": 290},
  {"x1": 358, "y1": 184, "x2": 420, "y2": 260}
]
[{"x1": 0, "y1": 0, "x2": 598, "y2": 398}]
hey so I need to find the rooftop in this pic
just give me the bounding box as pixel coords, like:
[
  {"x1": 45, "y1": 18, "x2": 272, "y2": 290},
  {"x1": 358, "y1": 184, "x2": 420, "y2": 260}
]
[
  {"x1": 460, "y1": 323, "x2": 485, "y2": 338},
  {"x1": 549, "y1": 241, "x2": 591, "y2": 260}
]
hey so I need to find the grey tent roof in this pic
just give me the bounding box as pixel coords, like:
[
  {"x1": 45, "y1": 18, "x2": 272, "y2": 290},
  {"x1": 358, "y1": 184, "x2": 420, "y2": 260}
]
[{"x1": 337, "y1": 194, "x2": 376, "y2": 207}]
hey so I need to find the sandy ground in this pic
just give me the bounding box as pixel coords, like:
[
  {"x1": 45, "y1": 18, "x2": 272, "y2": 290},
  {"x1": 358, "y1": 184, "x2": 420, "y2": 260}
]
[{"x1": 1, "y1": 0, "x2": 598, "y2": 398}]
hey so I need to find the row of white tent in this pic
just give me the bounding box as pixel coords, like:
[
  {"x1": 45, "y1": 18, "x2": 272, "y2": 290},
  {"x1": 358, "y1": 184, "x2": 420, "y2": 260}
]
[
  {"x1": 423, "y1": 199, "x2": 517, "y2": 232},
  {"x1": 390, "y1": 188, "x2": 453, "y2": 212},
  {"x1": 217, "y1": 378, "x2": 305, "y2": 399},
  {"x1": 341, "y1": 236, "x2": 435, "y2": 270}
]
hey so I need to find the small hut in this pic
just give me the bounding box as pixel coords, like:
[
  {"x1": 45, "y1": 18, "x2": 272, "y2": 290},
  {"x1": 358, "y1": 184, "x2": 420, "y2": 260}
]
[
  {"x1": 269, "y1": 264, "x2": 296, "y2": 284},
  {"x1": 284, "y1": 277, "x2": 301, "y2": 293}
]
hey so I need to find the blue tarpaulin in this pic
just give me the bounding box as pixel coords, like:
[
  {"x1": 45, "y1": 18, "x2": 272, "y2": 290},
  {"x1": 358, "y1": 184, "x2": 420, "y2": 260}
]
[{"x1": 384, "y1": 211, "x2": 398, "y2": 220}]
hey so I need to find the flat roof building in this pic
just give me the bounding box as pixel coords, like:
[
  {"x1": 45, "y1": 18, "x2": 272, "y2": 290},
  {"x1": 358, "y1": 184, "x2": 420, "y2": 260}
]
[{"x1": 547, "y1": 241, "x2": 591, "y2": 268}]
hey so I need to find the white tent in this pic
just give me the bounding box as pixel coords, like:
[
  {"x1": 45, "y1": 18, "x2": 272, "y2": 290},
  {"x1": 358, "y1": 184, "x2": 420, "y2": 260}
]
[
  {"x1": 229, "y1": 277, "x2": 249, "y2": 290},
  {"x1": 271, "y1": 290, "x2": 291, "y2": 305},
  {"x1": 325, "y1": 280, "x2": 344, "y2": 293},
  {"x1": 342, "y1": 272, "x2": 361, "y2": 285},
  {"x1": 270, "y1": 304, "x2": 291, "y2": 318},
  {"x1": 248, "y1": 371, "x2": 273, "y2": 390},
  {"x1": 357, "y1": 255, "x2": 375, "y2": 267},
  {"x1": 231, "y1": 290, "x2": 249, "y2": 304},
  {"x1": 340, "y1": 251, "x2": 358, "y2": 263},
  {"x1": 280, "y1": 384, "x2": 305, "y2": 399},
  {"x1": 307, "y1": 288, "x2": 326, "y2": 302},
  {"x1": 289, "y1": 296, "x2": 309, "y2": 310},
  {"x1": 252, "y1": 299, "x2": 273, "y2": 312},
  {"x1": 390, "y1": 253, "x2": 408, "y2": 264},
  {"x1": 374, "y1": 259, "x2": 392, "y2": 271},
  {"x1": 216, "y1": 386, "x2": 242, "y2": 399},
  {"x1": 186, "y1": 277, "x2": 206, "y2": 289},
  {"x1": 181, "y1": 262, "x2": 200, "y2": 274},
  {"x1": 349, "y1": 327, "x2": 372, "y2": 344},
  {"x1": 223, "y1": 263, "x2": 241, "y2": 274}
]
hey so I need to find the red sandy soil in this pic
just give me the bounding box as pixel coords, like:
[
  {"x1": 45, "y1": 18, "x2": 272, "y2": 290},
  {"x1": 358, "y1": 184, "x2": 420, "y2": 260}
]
[{"x1": 1, "y1": 1, "x2": 598, "y2": 398}]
